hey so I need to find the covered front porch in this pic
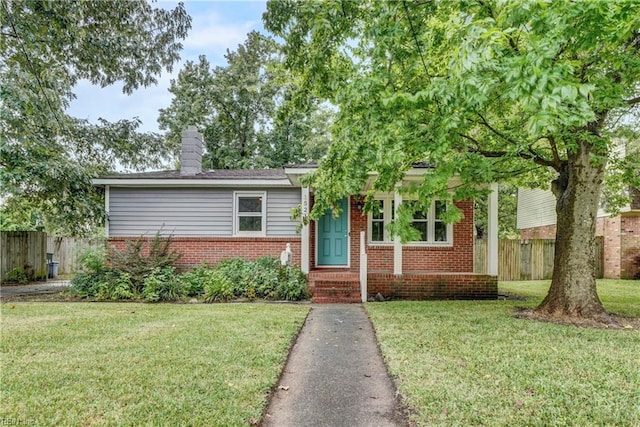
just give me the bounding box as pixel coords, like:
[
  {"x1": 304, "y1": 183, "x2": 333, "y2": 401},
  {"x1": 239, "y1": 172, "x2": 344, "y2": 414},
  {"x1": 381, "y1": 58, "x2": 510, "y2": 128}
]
[{"x1": 286, "y1": 171, "x2": 499, "y2": 303}]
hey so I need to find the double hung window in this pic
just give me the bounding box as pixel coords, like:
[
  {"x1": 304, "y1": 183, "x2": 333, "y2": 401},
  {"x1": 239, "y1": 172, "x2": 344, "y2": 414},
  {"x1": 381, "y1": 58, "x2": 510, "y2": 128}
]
[
  {"x1": 369, "y1": 197, "x2": 451, "y2": 245},
  {"x1": 234, "y1": 192, "x2": 266, "y2": 236}
]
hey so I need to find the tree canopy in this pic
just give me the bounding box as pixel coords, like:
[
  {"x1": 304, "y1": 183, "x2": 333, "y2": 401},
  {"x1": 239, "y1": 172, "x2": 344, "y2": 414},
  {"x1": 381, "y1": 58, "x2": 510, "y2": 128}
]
[
  {"x1": 265, "y1": 0, "x2": 640, "y2": 321},
  {"x1": 0, "y1": 0, "x2": 191, "y2": 235},
  {"x1": 158, "y1": 31, "x2": 332, "y2": 169}
]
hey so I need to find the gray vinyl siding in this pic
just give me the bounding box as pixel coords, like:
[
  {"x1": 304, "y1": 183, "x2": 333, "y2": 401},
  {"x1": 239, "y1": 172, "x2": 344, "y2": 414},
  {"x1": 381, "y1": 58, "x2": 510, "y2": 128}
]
[
  {"x1": 109, "y1": 187, "x2": 300, "y2": 237},
  {"x1": 266, "y1": 189, "x2": 300, "y2": 236},
  {"x1": 109, "y1": 188, "x2": 233, "y2": 236}
]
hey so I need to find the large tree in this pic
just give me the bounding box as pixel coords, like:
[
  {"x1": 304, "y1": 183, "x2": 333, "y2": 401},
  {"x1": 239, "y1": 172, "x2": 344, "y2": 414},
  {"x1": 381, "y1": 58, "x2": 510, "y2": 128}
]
[
  {"x1": 0, "y1": 0, "x2": 191, "y2": 235},
  {"x1": 158, "y1": 31, "x2": 332, "y2": 169},
  {"x1": 265, "y1": 0, "x2": 640, "y2": 321}
]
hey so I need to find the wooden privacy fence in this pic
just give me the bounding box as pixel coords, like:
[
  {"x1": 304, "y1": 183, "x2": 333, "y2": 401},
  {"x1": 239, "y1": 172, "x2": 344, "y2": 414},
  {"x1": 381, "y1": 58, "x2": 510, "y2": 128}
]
[
  {"x1": 0, "y1": 231, "x2": 48, "y2": 282},
  {"x1": 1, "y1": 231, "x2": 101, "y2": 282},
  {"x1": 475, "y1": 237, "x2": 604, "y2": 281},
  {"x1": 47, "y1": 236, "x2": 101, "y2": 275}
]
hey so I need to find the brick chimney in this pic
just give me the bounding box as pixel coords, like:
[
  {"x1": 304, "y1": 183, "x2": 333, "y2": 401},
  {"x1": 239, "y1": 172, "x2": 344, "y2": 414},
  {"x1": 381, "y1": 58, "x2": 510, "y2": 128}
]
[{"x1": 180, "y1": 126, "x2": 203, "y2": 176}]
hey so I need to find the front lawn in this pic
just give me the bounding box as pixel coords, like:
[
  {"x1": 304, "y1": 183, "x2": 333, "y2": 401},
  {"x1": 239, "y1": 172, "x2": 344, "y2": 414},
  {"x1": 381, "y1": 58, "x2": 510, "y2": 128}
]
[
  {"x1": 500, "y1": 279, "x2": 640, "y2": 317},
  {"x1": 367, "y1": 280, "x2": 640, "y2": 426},
  {"x1": 1, "y1": 303, "x2": 309, "y2": 426}
]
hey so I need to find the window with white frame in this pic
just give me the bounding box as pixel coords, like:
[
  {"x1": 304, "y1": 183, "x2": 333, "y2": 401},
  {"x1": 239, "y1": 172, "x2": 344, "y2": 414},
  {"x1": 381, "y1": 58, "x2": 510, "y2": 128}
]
[
  {"x1": 368, "y1": 197, "x2": 452, "y2": 244},
  {"x1": 234, "y1": 192, "x2": 266, "y2": 236}
]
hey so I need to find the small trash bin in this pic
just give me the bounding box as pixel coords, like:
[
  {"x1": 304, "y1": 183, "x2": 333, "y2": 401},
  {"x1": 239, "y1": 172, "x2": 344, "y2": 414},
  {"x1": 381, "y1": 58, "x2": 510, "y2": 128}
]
[{"x1": 48, "y1": 261, "x2": 59, "y2": 279}]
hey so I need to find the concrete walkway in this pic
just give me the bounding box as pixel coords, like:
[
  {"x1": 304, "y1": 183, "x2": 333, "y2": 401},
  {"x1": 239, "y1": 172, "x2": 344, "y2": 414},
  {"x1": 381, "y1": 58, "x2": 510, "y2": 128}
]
[
  {"x1": 0, "y1": 280, "x2": 70, "y2": 298},
  {"x1": 263, "y1": 304, "x2": 407, "y2": 427}
]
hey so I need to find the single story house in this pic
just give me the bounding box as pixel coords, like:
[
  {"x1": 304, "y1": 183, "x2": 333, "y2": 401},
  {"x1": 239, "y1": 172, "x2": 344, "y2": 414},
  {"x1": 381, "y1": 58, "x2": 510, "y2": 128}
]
[
  {"x1": 94, "y1": 127, "x2": 499, "y2": 302},
  {"x1": 517, "y1": 188, "x2": 640, "y2": 279}
]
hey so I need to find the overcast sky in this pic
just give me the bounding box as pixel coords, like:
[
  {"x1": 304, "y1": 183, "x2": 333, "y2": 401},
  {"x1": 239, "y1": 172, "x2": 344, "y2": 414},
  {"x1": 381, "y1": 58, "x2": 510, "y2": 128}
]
[{"x1": 66, "y1": 1, "x2": 268, "y2": 133}]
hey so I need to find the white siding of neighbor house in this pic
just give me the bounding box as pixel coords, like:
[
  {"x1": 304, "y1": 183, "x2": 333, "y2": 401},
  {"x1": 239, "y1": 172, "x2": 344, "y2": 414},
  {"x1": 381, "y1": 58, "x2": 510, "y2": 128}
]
[
  {"x1": 109, "y1": 187, "x2": 300, "y2": 237},
  {"x1": 516, "y1": 188, "x2": 557, "y2": 230},
  {"x1": 517, "y1": 187, "x2": 614, "y2": 230}
]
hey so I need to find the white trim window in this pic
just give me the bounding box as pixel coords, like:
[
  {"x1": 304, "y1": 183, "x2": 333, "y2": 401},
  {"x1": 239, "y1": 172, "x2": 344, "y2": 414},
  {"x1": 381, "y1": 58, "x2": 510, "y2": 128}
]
[
  {"x1": 234, "y1": 191, "x2": 266, "y2": 236},
  {"x1": 368, "y1": 197, "x2": 452, "y2": 245}
]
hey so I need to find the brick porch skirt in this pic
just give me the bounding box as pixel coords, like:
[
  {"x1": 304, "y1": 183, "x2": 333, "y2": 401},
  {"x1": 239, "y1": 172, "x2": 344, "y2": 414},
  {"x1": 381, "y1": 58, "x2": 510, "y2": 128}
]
[{"x1": 367, "y1": 272, "x2": 497, "y2": 300}]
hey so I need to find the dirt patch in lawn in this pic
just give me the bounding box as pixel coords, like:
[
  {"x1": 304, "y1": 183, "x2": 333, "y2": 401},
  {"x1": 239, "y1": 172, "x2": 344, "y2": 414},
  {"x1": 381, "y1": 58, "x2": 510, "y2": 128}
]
[{"x1": 515, "y1": 308, "x2": 640, "y2": 330}]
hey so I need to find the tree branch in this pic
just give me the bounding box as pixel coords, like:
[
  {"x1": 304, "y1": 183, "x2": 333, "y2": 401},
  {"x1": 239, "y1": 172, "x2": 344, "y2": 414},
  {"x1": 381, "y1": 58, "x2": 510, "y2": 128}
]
[
  {"x1": 625, "y1": 95, "x2": 640, "y2": 106},
  {"x1": 402, "y1": 0, "x2": 431, "y2": 79},
  {"x1": 475, "y1": 113, "x2": 519, "y2": 146},
  {"x1": 459, "y1": 133, "x2": 560, "y2": 169},
  {"x1": 548, "y1": 135, "x2": 561, "y2": 167}
]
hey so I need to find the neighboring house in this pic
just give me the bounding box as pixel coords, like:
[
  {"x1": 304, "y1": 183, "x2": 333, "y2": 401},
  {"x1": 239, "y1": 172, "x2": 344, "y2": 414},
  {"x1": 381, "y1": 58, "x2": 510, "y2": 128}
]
[
  {"x1": 517, "y1": 188, "x2": 640, "y2": 279},
  {"x1": 94, "y1": 127, "x2": 498, "y2": 302}
]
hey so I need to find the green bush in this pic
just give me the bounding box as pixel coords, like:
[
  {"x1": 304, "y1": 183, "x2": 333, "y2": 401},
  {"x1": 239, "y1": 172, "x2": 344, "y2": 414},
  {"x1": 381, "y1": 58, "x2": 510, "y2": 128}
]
[
  {"x1": 70, "y1": 242, "x2": 309, "y2": 303},
  {"x1": 142, "y1": 267, "x2": 185, "y2": 302},
  {"x1": 77, "y1": 245, "x2": 107, "y2": 274},
  {"x1": 203, "y1": 270, "x2": 235, "y2": 302},
  {"x1": 276, "y1": 266, "x2": 309, "y2": 301},
  {"x1": 178, "y1": 263, "x2": 211, "y2": 297},
  {"x1": 199, "y1": 257, "x2": 308, "y2": 303},
  {"x1": 70, "y1": 233, "x2": 183, "y2": 302},
  {"x1": 214, "y1": 258, "x2": 251, "y2": 297},
  {"x1": 4, "y1": 266, "x2": 30, "y2": 284},
  {"x1": 107, "y1": 232, "x2": 182, "y2": 293},
  {"x1": 70, "y1": 271, "x2": 110, "y2": 298},
  {"x1": 95, "y1": 272, "x2": 135, "y2": 300}
]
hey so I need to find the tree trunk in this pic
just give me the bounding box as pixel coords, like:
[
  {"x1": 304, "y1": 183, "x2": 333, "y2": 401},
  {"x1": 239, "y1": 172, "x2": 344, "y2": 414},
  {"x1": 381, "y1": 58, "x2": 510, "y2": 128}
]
[{"x1": 536, "y1": 142, "x2": 608, "y2": 320}]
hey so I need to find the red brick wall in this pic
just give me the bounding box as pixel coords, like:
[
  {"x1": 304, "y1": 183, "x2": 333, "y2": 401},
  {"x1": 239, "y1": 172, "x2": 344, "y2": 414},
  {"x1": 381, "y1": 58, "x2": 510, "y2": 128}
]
[
  {"x1": 352, "y1": 200, "x2": 475, "y2": 273},
  {"x1": 599, "y1": 216, "x2": 621, "y2": 279},
  {"x1": 107, "y1": 236, "x2": 301, "y2": 271},
  {"x1": 520, "y1": 224, "x2": 556, "y2": 239},
  {"x1": 367, "y1": 273, "x2": 497, "y2": 300},
  {"x1": 621, "y1": 215, "x2": 640, "y2": 279}
]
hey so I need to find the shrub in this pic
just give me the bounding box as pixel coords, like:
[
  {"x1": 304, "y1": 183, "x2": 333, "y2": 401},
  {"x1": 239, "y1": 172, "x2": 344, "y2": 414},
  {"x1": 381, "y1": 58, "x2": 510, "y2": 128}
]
[
  {"x1": 203, "y1": 270, "x2": 235, "y2": 302},
  {"x1": 77, "y1": 245, "x2": 107, "y2": 274},
  {"x1": 95, "y1": 272, "x2": 135, "y2": 301},
  {"x1": 276, "y1": 265, "x2": 309, "y2": 301},
  {"x1": 70, "y1": 271, "x2": 109, "y2": 298},
  {"x1": 70, "y1": 232, "x2": 184, "y2": 302},
  {"x1": 214, "y1": 258, "x2": 252, "y2": 297},
  {"x1": 5, "y1": 266, "x2": 30, "y2": 284},
  {"x1": 198, "y1": 257, "x2": 308, "y2": 302},
  {"x1": 108, "y1": 231, "x2": 182, "y2": 293},
  {"x1": 178, "y1": 262, "x2": 211, "y2": 297},
  {"x1": 142, "y1": 267, "x2": 185, "y2": 302}
]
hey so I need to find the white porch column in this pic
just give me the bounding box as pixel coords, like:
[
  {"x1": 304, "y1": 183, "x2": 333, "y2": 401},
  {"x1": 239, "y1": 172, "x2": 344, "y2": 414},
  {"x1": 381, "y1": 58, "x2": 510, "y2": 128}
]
[
  {"x1": 301, "y1": 186, "x2": 310, "y2": 274},
  {"x1": 487, "y1": 183, "x2": 499, "y2": 276},
  {"x1": 393, "y1": 186, "x2": 403, "y2": 275},
  {"x1": 104, "y1": 185, "x2": 110, "y2": 238}
]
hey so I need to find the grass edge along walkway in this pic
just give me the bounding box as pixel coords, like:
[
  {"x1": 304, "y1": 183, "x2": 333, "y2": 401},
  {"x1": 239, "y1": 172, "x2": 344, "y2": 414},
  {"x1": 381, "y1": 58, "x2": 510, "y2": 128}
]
[
  {"x1": 1, "y1": 302, "x2": 310, "y2": 426},
  {"x1": 366, "y1": 280, "x2": 640, "y2": 426}
]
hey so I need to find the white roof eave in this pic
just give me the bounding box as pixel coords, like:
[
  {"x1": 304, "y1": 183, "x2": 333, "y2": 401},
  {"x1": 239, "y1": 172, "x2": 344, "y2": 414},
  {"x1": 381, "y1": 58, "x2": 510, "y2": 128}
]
[{"x1": 92, "y1": 178, "x2": 295, "y2": 187}]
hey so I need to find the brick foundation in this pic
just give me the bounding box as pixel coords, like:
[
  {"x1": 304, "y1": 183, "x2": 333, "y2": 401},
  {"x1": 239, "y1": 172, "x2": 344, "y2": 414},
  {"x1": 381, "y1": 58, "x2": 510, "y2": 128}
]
[
  {"x1": 107, "y1": 236, "x2": 301, "y2": 271},
  {"x1": 367, "y1": 272, "x2": 497, "y2": 300}
]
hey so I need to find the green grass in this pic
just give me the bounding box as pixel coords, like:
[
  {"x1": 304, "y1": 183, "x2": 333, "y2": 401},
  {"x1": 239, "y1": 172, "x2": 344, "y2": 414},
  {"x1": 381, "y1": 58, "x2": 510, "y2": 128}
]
[
  {"x1": 367, "y1": 280, "x2": 640, "y2": 426},
  {"x1": 500, "y1": 279, "x2": 640, "y2": 317},
  {"x1": 1, "y1": 303, "x2": 309, "y2": 426}
]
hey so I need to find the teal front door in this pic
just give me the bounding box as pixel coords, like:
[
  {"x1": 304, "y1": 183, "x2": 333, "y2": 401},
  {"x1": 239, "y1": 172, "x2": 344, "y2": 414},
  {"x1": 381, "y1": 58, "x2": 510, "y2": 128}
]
[{"x1": 317, "y1": 198, "x2": 349, "y2": 266}]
